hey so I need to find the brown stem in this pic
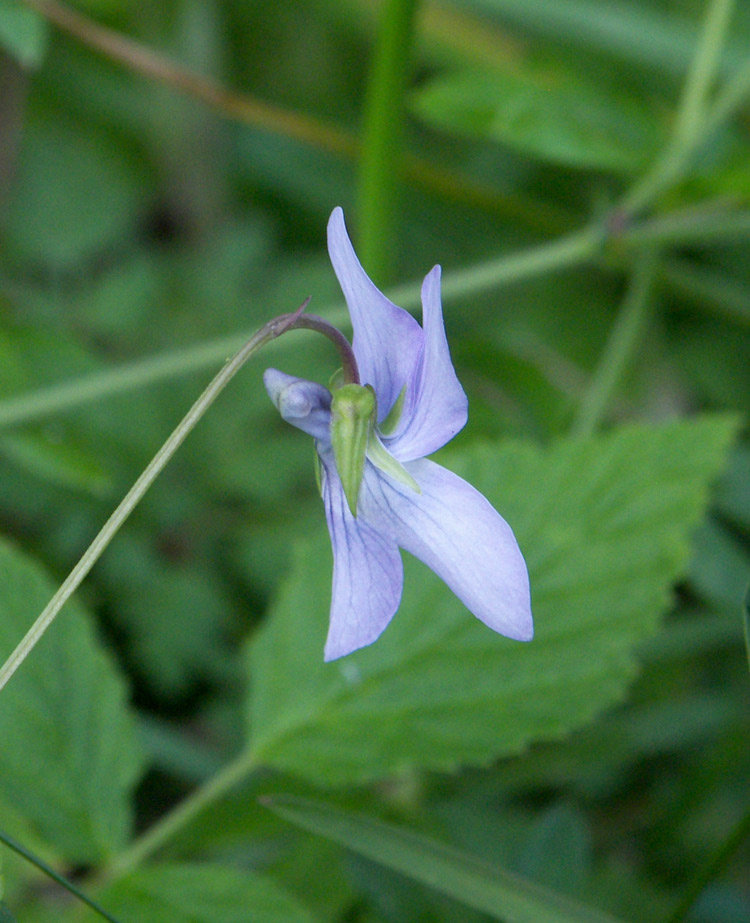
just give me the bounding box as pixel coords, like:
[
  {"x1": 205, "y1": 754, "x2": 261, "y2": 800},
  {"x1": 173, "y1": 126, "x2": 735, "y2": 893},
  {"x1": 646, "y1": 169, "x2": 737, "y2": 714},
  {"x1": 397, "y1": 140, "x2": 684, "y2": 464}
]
[
  {"x1": 21, "y1": 0, "x2": 358, "y2": 159},
  {"x1": 20, "y1": 0, "x2": 572, "y2": 235}
]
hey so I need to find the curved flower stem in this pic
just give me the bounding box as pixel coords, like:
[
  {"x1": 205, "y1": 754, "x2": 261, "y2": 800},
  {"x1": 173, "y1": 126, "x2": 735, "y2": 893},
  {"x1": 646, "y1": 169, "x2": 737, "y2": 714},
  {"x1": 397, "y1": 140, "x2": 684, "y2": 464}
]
[
  {"x1": 294, "y1": 314, "x2": 360, "y2": 384},
  {"x1": 2, "y1": 202, "x2": 749, "y2": 433},
  {"x1": 357, "y1": 0, "x2": 420, "y2": 283},
  {"x1": 571, "y1": 248, "x2": 661, "y2": 438},
  {"x1": 622, "y1": 0, "x2": 736, "y2": 215},
  {"x1": 0, "y1": 305, "x2": 321, "y2": 694},
  {"x1": 0, "y1": 227, "x2": 598, "y2": 430}
]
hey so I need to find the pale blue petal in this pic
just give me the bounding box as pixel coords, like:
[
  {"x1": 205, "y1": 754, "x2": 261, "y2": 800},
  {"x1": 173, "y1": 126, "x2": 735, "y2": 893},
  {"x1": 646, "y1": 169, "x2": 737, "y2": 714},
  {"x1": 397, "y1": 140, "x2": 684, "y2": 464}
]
[
  {"x1": 264, "y1": 368, "x2": 332, "y2": 443},
  {"x1": 362, "y1": 458, "x2": 533, "y2": 641},
  {"x1": 320, "y1": 452, "x2": 403, "y2": 661},
  {"x1": 327, "y1": 207, "x2": 423, "y2": 420},
  {"x1": 387, "y1": 266, "x2": 468, "y2": 461}
]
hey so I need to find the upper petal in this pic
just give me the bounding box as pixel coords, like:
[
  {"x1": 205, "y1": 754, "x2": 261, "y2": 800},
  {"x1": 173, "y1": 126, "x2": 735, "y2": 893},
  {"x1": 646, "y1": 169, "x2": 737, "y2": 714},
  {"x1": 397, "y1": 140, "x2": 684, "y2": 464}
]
[
  {"x1": 327, "y1": 207, "x2": 423, "y2": 421},
  {"x1": 387, "y1": 266, "x2": 468, "y2": 461},
  {"x1": 320, "y1": 450, "x2": 403, "y2": 660},
  {"x1": 362, "y1": 457, "x2": 532, "y2": 641}
]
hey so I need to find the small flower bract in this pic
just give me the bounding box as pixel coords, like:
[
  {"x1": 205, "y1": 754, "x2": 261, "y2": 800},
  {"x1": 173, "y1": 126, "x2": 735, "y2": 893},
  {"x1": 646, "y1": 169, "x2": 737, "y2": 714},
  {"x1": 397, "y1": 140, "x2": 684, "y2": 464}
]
[{"x1": 264, "y1": 207, "x2": 532, "y2": 660}]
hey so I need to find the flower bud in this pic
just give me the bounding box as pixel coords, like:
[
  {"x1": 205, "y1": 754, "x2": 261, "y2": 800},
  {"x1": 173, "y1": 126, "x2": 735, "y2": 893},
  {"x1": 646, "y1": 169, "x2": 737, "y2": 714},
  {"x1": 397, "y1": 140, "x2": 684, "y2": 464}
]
[
  {"x1": 330, "y1": 383, "x2": 376, "y2": 516},
  {"x1": 263, "y1": 368, "x2": 332, "y2": 442}
]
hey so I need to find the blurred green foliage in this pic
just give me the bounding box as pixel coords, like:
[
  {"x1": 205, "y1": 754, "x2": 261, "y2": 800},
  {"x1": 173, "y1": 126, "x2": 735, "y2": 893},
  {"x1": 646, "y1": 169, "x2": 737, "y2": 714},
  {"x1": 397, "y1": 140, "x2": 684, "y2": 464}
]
[{"x1": 0, "y1": 0, "x2": 748, "y2": 921}]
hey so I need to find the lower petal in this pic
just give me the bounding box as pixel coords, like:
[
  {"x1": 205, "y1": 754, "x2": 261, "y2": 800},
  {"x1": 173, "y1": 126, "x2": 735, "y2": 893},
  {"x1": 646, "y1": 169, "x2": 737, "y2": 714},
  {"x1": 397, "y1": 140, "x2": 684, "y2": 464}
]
[
  {"x1": 321, "y1": 454, "x2": 403, "y2": 660},
  {"x1": 362, "y1": 458, "x2": 532, "y2": 641}
]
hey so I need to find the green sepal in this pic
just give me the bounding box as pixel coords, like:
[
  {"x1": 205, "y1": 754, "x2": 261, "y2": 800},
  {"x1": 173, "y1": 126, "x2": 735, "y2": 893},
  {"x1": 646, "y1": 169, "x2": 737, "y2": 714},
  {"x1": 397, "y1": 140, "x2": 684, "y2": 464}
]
[
  {"x1": 330, "y1": 384, "x2": 377, "y2": 516},
  {"x1": 378, "y1": 386, "x2": 407, "y2": 436},
  {"x1": 367, "y1": 433, "x2": 421, "y2": 494},
  {"x1": 328, "y1": 367, "x2": 346, "y2": 392},
  {"x1": 313, "y1": 446, "x2": 323, "y2": 497}
]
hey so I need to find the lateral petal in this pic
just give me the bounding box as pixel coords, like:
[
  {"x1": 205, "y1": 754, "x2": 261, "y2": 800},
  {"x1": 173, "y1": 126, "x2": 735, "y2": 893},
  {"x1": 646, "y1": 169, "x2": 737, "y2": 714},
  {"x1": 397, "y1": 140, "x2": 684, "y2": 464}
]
[
  {"x1": 327, "y1": 207, "x2": 423, "y2": 421},
  {"x1": 388, "y1": 266, "x2": 468, "y2": 461},
  {"x1": 320, "y1": 451, "x2": 404, "y2": 660},
  {"x1": 364, "y1": 458, "x2": 533, "y2": 641}
]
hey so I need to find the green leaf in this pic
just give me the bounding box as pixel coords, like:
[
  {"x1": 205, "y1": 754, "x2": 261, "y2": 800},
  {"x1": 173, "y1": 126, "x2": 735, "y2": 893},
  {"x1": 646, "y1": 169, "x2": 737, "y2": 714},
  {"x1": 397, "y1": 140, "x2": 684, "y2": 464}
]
[
  {"x1": 265, "y1": 796, "x2": 625, "y2": 923},
  {"x1": 689, "y1": 518, "x2": 749, "y2": 616},
  {"x1": 0, "y1": 904, "x2": 17, "y2": 923},
  {"x1": 2, "y1": 112, "x2": 151, "y2": 269},
  {"x1": 87, "y1": 864, "x2": 315, "y2": 923},
  {"x1": 459, "y1": 0, "x2": 748, "y2": 78},
  {"x1": 0, "y1": 540, "x2": 145, "y2": 864},
  {"x1": 0, "y1": 431, "x2": 111, "y2": 495},
  {"x1": 519, "y1": 803, "x2": 591, "y2": 894},
  {"x1": 0, "y1": 0, "x2": 48, "y2": 68},
  {"x1": 246, "y1": 416, "x2": 736, "y2": 785},
  {"x1": 0, "y1": 829, "x2": 121, "y2": 923},
  {"x1": 412, "y1": 65, "x2": 664, "y2": 173},
  {"x1": 98, "y1": 532, "x2": 237, "y2": 699}
]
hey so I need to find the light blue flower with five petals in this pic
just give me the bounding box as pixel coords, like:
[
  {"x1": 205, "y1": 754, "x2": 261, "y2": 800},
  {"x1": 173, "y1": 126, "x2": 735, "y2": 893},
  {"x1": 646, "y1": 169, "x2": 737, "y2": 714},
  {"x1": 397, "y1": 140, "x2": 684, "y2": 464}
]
[{"x1": 264, "y1": 207, "x2": 532, "y2": 660}]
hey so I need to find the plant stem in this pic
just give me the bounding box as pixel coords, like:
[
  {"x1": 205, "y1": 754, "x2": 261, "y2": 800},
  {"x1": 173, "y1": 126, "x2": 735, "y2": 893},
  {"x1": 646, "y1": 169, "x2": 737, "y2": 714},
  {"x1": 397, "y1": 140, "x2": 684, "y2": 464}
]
[
  {"x1": 19, "y1": 0, "x2": 569, "y2": 236},
  {"x1": 671, "y1": 0, "x2": 736, "y2": 148},
  {"x1": 0, "y1": 225, "x2": 602, "y2": 430},
  {"x1": 0, "y1": 309, "x2": 306, "y2": 694},
  {"x1": 357, "y1": 0, "x2": 420, "y2": 283},
  {"x1": 622, "y1": 0, "x2": 736, "y2": 215},
  {"x1": 3, "y1": 200, "x2": 749, "y2": 434},
  {"x1": 20, "y1": 0, "x2": 357, "y2": 159},
  {"x1": 0, "y1": 829, "x2": 122, "y2": 922},
  {"x1": 97, "y1": 748, "x2": 260, "y2": 886},
  {"x1": 705, "y1": 54, "x2": 750, "y2": 133},
  {"x1": 572, "y1": 249, "x2": 660, "y2": 437},
  {"x1": 439, "y1": 225, "x2": 602, "y2": 303}
]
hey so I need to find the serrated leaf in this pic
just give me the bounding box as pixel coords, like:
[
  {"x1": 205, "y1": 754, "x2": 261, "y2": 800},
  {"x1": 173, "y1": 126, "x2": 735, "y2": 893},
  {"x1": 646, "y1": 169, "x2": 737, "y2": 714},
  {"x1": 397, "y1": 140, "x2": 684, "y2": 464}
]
[
  {"x1": 0, "y1": 540, "x2": 145, "y2": 864},
  {"x1": 412, "y1": 66, "x2": 664, "y2": 173},
  {"x1": 0, "y1": 1, "x2": 48, "y2": 68},
  {"x1": 86, "y1": 864, "x2": 315, "y2": 923},
  {"x1": 246, "y1": 417, "x2": 736, "y2": 785},
  {"x1": 265, "y1": 796, "x2": 625, "y2": 923}
]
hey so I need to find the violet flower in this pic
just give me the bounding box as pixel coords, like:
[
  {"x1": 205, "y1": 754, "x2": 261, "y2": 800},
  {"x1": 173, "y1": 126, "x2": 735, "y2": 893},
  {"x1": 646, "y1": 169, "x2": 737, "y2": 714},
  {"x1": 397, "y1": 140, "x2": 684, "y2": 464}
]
[{"x1": 264, "y1": 207, "x2": 532, "y2": 660}]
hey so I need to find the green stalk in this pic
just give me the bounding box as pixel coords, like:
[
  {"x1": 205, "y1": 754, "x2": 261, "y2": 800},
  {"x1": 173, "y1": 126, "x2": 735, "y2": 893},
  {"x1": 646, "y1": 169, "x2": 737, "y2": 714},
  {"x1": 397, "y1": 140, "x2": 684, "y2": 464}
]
[
  {"x1": 439, "y1": 226, "x2": 601, "y2": 303},
  {"x1": 3, "y1": 200, "x2": 749, "y2": 435},
  {"x1": 572, "y1": 249, "x2": 661, "y2": 437},
  {"x1": 97, "y1": 749, "x2": 260, "y2": 886},
  {"x1": 357, "y1": 0, "x2": 420, "y2": 283},
  {"x1": 671, "y1": 0, "x2": 736, "y2": 147},
  {"x1": 0, "y1": 829, "x2": 121, "y2": 923},
  {"x1": 622, "y1": 0, "x2": 736, "y2": 215},
  {"x1": 0, "y1": 309, "x2": 308, "y2": 694},
  {"x1": 705, "y1": 54, "x2": 750, "y2": 134}
]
